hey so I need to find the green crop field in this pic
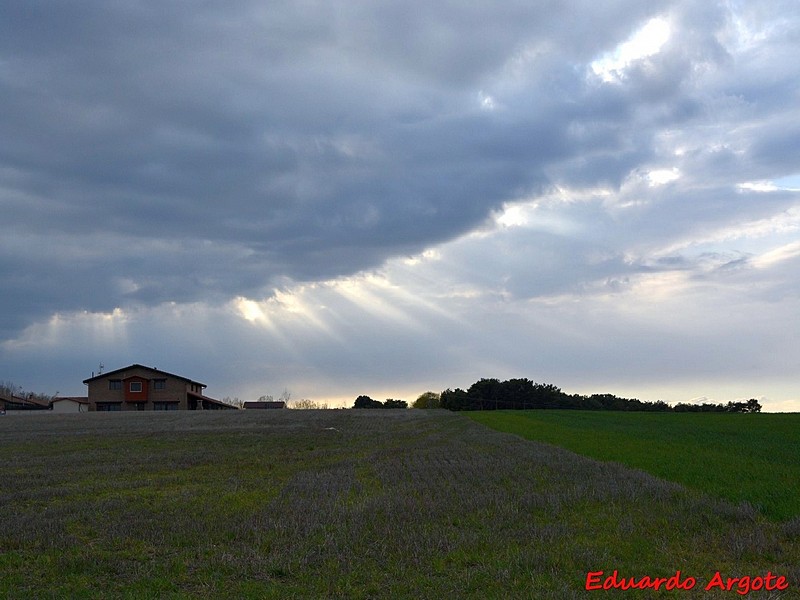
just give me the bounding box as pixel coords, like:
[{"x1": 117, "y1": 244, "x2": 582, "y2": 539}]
[
  {"x1": 468, "y1": 410, "x2": 800, "y2": 521},
  {"x1": 1, "y1": 410, "x2": 798, "y2": 598}
]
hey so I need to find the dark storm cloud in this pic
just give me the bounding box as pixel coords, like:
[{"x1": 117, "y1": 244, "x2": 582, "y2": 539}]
[{"x1": 2, "y1": 0, "x2": 798, "y2": 350}]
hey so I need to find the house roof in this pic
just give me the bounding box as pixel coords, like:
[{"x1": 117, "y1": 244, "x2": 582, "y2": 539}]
[
  {"x1": 82, "y1": 364, "x2": 206, "y2": 388},
  {"x1": 188, "y1": 391, "x2": 239, "y2": 410},
  {"x1": 1, "y1": 393, "x2": 50, "y2": 409},
  {"x1": 243, "y1": 401, "x2": 286, "y2": 409}
]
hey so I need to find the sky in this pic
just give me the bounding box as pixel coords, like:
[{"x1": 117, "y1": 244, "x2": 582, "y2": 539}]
[{"x1": 2, "y1": 1, "x2": 799, "y2": 410}]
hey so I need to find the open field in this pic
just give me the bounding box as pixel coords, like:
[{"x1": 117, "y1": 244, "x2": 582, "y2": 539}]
[
  {"x1": 1, "y1": 410, "x2": 799, "y2": 598},
  {"x1": 468, "y1": 410, "x2": 800, "y2": 521}
]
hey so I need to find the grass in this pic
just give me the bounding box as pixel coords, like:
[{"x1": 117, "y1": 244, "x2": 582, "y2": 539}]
[
  {"x1": 467, "y1": 410, "x2": 800, "y2": 521},
  {"x1": 1, "y1": 410, "x2": 799, "y2": 598}
]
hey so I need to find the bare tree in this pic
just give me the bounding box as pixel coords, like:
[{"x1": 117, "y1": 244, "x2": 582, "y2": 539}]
[
  {"x1": 290, "y1": 399, "x2": 329, "y2": 409},
  {"x1": 221, "y1": 396, "x2": 244, "y2": 408}
]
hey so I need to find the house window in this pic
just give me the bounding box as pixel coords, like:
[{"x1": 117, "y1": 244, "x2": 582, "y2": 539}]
[
  {"x1": 109, "y1": 380, "x2": 122, "y2": 390},
  {"x1": 129, "y1": 381, "x2": 143, "y2": 393},
  {"x1": 153, "y1": 402, "x2": 178, "y2": 411},
  {"x1": 135, "y1": 402, "x2": 146, "y2": 411},
  {"x1": 154, "y1": 379, "x2": 166, "y2": 390},
  {"x1": 96, "y1": 402, "x2": 121, "y2": 412}
]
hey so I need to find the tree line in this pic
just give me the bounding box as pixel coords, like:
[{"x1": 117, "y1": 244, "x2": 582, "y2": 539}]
[
  {"x1": 352, "y1": 395, "x2": 408, "y2": 409},
  {"x1": 432, "y1": 378, "x2": 762, "y2": 413}
]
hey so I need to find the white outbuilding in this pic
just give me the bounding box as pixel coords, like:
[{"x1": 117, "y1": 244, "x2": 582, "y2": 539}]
[{"x1": 50, "y1": 397, "x2": 89, "y2": 413}]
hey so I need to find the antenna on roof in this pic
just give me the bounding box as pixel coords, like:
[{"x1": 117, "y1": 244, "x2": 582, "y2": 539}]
[{"x1": 98, "y1": 362, "x2": 104, "y2": 375}]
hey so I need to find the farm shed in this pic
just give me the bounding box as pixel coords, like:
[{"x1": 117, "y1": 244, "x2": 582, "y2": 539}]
[
  {"x1": 50, "y1": 397, "x2": 89, "y2": 413},
  {"x1": 243, "y1": 401, "x2": 286, "y2": 409}
]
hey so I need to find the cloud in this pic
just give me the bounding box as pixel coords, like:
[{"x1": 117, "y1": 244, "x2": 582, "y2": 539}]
[
  {"x1": 2, "y1": 0, "x2": 799, "y2": 408},
  {"x1": 0, "y1": 1, "x2": 670, "y2": 327}
]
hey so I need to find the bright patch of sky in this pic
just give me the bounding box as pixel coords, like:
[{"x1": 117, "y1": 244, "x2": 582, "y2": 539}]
[
  {"x1": 590, "y1": 17, "x2": 671, "y2": 82},
  {"x1": 740, "y1": 173, "x2": 800, "y2": 192},
  {"x1": 478, "y1": 91, "x2": 498, "y2": 111},
  {"x1": 646, "y1": 168, "x2": 681, "y2": 186},
  {"x1": 774, "y1": 174, "x2": 800, "y2": 190}
]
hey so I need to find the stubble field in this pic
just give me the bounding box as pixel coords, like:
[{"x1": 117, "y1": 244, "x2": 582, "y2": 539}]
[{"x1": 1, "y1": 409, "x2": 798, "y2": 598}]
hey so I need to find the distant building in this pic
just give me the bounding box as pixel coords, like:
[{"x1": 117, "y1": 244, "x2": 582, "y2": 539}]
[
  {"x1": 243, "y1": 401, "x2": 286, "y2": 409},
  {"x1": 0, "y1": 392, "x2": 49, "y2": 411},
  {"x1": 83, "y1": 364, "x2": 237, "y2": 411},
  {"x1": 50, "y1": 397, "x2": 89, "y2": 413}
]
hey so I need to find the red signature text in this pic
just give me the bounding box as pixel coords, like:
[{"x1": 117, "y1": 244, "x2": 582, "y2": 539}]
[{"x1": 585, "y1": 570, "x2": 789, "y2": 594}]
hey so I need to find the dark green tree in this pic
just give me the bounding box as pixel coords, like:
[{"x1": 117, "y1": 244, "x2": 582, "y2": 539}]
[
  {"x1": 412, "y1": 391, "x2": 440, "y2": 409},
  {"x1": 440, "y1": 388, "x2": 471, "y2": 411},
  {"x1": 745, "y1": 398, "x2": 762, "y2": 413},
  {"x1": 467, "y1": 378, "x2": 502, "y2": 410},
  {"x1": 353, "y1": 395, "x2": 383, "y2": 409},
  {"x1": 383, "y1": 399, "x2": 408, "y2": 409}
]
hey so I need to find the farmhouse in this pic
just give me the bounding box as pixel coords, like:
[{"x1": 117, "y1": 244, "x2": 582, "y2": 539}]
[
  {"x1": 243, "y1": 401, "x2": 286, "y2": 409},
  {"x1": 83, "y1": 364, "x2": 237, "y2": 411},
  {"x1": 50, "y1": 396, "x2": 89, "y2": 413}
]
